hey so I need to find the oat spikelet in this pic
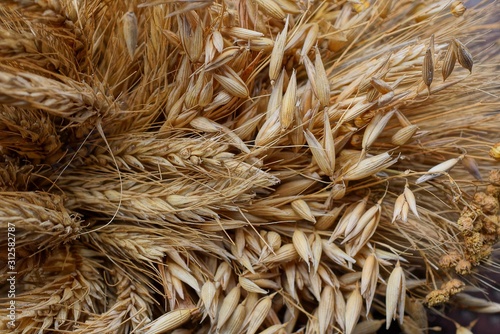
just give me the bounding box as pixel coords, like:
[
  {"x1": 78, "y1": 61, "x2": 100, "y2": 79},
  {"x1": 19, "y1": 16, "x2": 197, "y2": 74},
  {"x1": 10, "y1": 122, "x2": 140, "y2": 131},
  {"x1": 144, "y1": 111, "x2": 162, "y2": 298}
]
[
  {"x1": 122, "y1": 10, "x2": 138, "y2": 59},
  {"x1": 386, "y1": 261, "x2": 406, "y2": 329}
]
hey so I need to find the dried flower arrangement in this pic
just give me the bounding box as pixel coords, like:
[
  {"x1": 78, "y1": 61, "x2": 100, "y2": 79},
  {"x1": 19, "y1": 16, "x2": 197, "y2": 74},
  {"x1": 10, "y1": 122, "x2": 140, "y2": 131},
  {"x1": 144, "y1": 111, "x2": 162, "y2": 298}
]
[{"x1": 0, "y1": 0, "x2": 499, "y2": 333}]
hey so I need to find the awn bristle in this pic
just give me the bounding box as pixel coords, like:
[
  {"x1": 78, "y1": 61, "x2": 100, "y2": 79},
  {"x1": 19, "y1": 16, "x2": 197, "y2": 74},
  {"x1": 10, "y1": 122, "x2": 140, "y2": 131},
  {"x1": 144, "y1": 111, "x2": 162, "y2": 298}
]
[{"x1": 0, "y1": 0, "x2": 499, "y2": 333}]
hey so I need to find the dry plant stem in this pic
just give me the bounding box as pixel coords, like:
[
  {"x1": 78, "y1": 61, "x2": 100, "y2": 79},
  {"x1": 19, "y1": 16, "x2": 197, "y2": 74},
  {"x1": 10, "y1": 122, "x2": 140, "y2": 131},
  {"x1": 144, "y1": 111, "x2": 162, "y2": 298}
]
[{"x1": 0, "y1": 0, "x2": 499, "y2": 333}]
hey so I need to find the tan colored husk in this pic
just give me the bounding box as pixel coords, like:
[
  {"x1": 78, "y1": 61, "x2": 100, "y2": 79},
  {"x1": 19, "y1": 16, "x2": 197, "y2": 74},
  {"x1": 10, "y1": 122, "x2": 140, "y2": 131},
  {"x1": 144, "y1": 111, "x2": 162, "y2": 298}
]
[
  {"x1": 143, "y1": 309, "x2": 194, "y2": 334},
  {"x1": 0, "y1": 0, "x2": 499, "y2": 333}
]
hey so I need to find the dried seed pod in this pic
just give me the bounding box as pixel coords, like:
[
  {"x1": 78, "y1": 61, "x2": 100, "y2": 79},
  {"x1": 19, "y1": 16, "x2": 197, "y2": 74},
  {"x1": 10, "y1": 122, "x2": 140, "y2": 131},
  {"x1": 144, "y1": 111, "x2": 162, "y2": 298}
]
[
  {"x1": 217, "y1": 285, "x2": 241, "y2": 330},
  {"x1": 205, "y1": 47, "x2": 240, "y2": 71},
  {"x1": 453, "y1": 38, "x2": 473, "y2": 73},
  {"x1": 361, "y1": 254, "x2": 379, "y2": 314},
  {"x1": 199, "y1": 79, "x2": 214, "y2": 107},
  {"x1": 489, "y1": 143, "x2": 500, "y2": 160},
  {"x1": 311, "y1": 234, "x2": 323, "y2": 274},
  {"x1": 345, "y1": 285, "x2": 363, "y2": 334},
  {"x1": 200, "y1": 281, "x2": 217, "y2": 319},
  {"x1": 386, "y1": 261, "x2": 406, "y2": 329},
  {"x1": 341, "y1": 152, "x2": 398, "y2": 181},
  {"x1": 280, "y1": 69, "x2": 297, "y2": 130},
  {"x1": 248, "y1": 37, "x2": 274, "y2": 51},
  {"x1": 213, "y1": 69, "x2": 249, "y2": 98},
  {"x1": 291, "y1": 199, "x2": 316, "y2": 223},
  {"x1": 351, "y1": 0, "x2": 370, "y2": 13},
  {"x1": 362, "y1": 109, "x2": 395, "y2": 151},
  {"x1": 422, "y1": 46, "x2": 434, "y2": 92},
  {"x1": 323, "y1": 111, "x2": 336, "y2": 176},
  {"x1": 221, "y1": 304, "x2": 246, "y2": 334},
  {"x1": 246, "y1": 295, "x2": 273, "y2": 334},
  {"x1": 391, "y1": 124, "x2": 419, "y2": 146},
  {"x1": 269, "y1": 18, "x2": 288, "y2": 83},
  {"x1": 254, "y1": 0, "x2": 286, "y2": 20},
  {"x1": 122, "y1": 11, "x2": 138, "y2": 59},
  {"x1": 222, "y1": 27, "x2": 265, "y2": 39},
  {"x1": 239, "y1": 276, "x2": 267, "y2": 294},
  {"x1": 305, "y1": 129, "x2": 334, "y2": 177},
  {"x1": 293, "y1": 229, "x2": 313, "y2": 270},
  {"x1": 415, "y1": 156, "x2": 462, "y2": 184},
  {"x1": 316, "y1": 205, "x2": 345, "y2": 230},
  {"x1": 315, "y1": 47, "x2": 331, "y2": 107},
  {"x1": 442, "y1": 41, "x2": 457, "y2": 81},
  {"x1": 352, "y1": 319, "x2": 385, "y2": 334},
  {"x1": 318, "y1": 286, "x2": 335, "y2": 334},
  {"x1": 301, "y1": 24, "x2": 319, "y2": 58},
  {"x1": 332, "y1": 197, "x2": 367, "y2": 242},
  {"x1": 370, "y1": 77, "x2": 393, "y2": 94},
  {"x1": 451, "y1": 1, "x2": 466, "y2": 17},
  {"x1": 343, "y1": 201, "x2": 381, "y2": 244},
  {"x1": 403, "y1": 185, "x2": 419, "y2": 219},
  {"x1": 461, "y1": 156, "x2": 482, "y2": 180},
  {"x1": 144, "y1": 308, "x2": 193, "y2": 334},
  {"x1": 168, "y1": 262, "x2": 201, "y2": 293}
]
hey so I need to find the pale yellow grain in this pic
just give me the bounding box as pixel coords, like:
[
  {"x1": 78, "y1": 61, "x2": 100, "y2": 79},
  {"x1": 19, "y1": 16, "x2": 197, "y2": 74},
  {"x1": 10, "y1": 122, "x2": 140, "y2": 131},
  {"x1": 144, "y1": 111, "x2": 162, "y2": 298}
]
[
  {"x1": 442, "y1": 41, "x2": 457, "y2": 81},
  {"x1": 269, "y1": 18, "x2": 288, "y2": 82},
  {"x1": 304, "y1": 129, "x2": 334, "y2": 177},
  {"x1": 292, "y1": 229, "x2": 312, "y2": 270},
  {"x1": 386, "y1": 261, "x2": 406, "y2": 329},
  {"x1": 453, "y1": 38, "x2": 473, "y2": 73},
  {"x1": 247, "y1": 295, "x2": 273, "y2": 334},
  {"x1": 391, "y1": 124, "x2": 418, "y2": 146},
  {"x1": 144, "y1": 309, "x2": 193, "y2": 334},
  {"x1": 345, "y1": 285, "x2": 363, "y2": 334},
  {"x1": 280, "y1": 69, "x2": 297, "y2": 130},
  {"x1": 122, "y1": 11, "x2": 138, "y2": 59},
  {"x1": 217, "y1": 285, "x2": 241, "y2": 330},
  {"x1": 291, "y1": 199, "x2": 315, "y2": 223},
  {"x1": 239, "y1": 276, "x2": 268, "y2": 294}
]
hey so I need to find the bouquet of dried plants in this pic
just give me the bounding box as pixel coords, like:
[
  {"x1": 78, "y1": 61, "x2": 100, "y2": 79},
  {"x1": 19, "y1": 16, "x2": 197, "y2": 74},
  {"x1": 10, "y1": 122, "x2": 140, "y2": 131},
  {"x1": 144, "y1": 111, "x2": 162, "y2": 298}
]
[{"x1": 0, "y1": 0, "x2": 499, "y2": 333}]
